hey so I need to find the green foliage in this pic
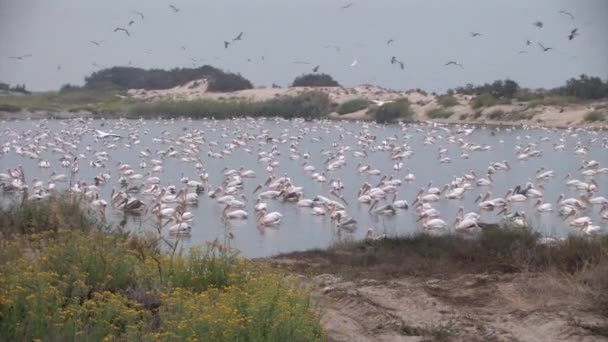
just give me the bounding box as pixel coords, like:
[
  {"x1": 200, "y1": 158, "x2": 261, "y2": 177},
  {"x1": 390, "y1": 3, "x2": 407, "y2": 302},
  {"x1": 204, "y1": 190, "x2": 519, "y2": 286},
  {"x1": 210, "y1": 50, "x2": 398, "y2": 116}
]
[
  {"x1": 0, "y1": 104, "x2": 21, "y2": 112},
  {"x1": 292, "y1": 73, "x2": 340, "y2": 87},
  {"x1": 128, "y1": 91, "x2": 332, "y2": 120},
  {"x1": 436, "y1": 95, "x2": 459, "y2": 107},
  {"x1": 373, "y1": 99, "x2": 414, "y2": 123},
  {"x1": 85, "y1": 66, "x2": 253, "y2": 92},
  {"x1": 555, "y1": 74, "x2": 608, "y2": 100},
  {"x1": 524, "y1": 95, "x2": 578, "y2": 108},
  {"x1": 585, "y1": 111, "x2": 606, "y2": 122},
  {"x1": 336, "y1": 98, "x2": 368, "y2": 114},
  {"x1": 426, "y1": 107, "x2": 454, "y2": 119},
  {"x1": 453, "y1": 79, "x2": 519, "y2": 99},
  {"x1": 471, "y1": 93, "x2": 511, "y2": 109},
  {"x1": 0, "y1": 197, "x2": 323, "y2": 342},
  {"x1": 0, "y1": 195, "x2": 102, "y2": 238}
]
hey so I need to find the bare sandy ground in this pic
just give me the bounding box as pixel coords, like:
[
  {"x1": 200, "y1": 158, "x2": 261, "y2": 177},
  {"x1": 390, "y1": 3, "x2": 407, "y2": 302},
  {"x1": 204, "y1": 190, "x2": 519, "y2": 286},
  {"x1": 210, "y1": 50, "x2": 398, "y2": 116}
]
[{"x1": 269, "y1": 257, "x2": 608, "y2": 342}]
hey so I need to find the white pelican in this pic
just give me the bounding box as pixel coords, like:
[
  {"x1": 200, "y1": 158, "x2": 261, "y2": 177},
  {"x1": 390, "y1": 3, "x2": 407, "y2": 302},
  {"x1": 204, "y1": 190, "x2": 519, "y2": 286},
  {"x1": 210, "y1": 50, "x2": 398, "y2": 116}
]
[
  {"x1": 533, "y1": 199, "x2": 553, "y2": 212},
  {"x1": 563, "y1": 210, "x2": 592, "y2": 227},
  {"x1": 257, "y1": 210, "x2": 283, "y2": 226},
  {"x1": 579, "y1": 221, "x2": 601, "y2": 236},
  {"x1": 222, "y1": 205, "x2": 248, "y2": 220}
]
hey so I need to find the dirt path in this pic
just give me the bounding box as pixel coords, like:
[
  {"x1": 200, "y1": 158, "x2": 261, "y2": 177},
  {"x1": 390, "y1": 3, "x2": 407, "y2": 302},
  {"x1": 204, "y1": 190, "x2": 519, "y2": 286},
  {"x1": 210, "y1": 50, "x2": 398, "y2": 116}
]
[{"x1": 300, "y1": 272, "x2": 608, "y2": 341}]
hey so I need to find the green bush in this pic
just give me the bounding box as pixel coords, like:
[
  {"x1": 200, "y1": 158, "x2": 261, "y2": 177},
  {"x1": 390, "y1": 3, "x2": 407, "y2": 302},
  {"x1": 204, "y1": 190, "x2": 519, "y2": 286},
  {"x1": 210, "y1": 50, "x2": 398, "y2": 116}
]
[
  {"x1": 128, "y1": 91, "x2": 332, "y2": 120},
  {"x1": 0, "y1": 104, "x2": 21, "y2": 112},
  {"x1": 471, "y1": 93, "x2": 511, "y2": 109},
  {"x1": 454, "y1": 79, "x2": 519, "y2": 98},
  {"x1": 585, "y1": 111, "x2": 606, "y2": 122},
  {"x1": 336, "y1": 98, "x2": 368, "y2": 114},
  {"x1": 373, "y1": 99, "x2": 414, "y2": 123},
  {"x1": 426, "y1": 107, "x2": 454, "y2": 119},
  {"x1": 487, "y1": 109, "x2": 505, "y2": 120},
  {"x1": 292, "y1": 73, "x2": 340, "y2": 87},
  {"x1": 556, "y1": 74, "x2": 608, "y2": 100},
  {"x1": 437, "y1": 95, "x2": 459, "y2": 107}
]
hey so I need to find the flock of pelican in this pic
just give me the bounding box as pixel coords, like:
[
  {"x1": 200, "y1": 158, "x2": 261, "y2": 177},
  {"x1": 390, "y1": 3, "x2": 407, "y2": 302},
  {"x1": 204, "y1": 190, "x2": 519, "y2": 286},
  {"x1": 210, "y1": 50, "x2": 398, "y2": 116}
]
[{"x1": 1, "y1": 117, "x2": 607, "y2": 251}]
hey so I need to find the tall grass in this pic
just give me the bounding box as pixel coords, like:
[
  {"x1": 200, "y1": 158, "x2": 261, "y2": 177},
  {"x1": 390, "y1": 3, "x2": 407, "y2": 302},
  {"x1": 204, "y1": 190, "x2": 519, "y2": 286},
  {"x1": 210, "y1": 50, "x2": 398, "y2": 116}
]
[
  {"x1": 0, "y1": 88, "x2": 131, "y2": 114},
  {"x1": 0, "y1": 197, "x2": 323, "y2": 341}
]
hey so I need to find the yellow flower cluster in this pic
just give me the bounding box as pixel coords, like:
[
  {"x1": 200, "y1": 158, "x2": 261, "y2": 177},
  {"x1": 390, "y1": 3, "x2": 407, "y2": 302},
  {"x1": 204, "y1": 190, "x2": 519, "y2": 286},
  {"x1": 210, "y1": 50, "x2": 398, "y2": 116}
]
[{"x1": 1, "y1": 229, "x2": 324, "y2": 341}]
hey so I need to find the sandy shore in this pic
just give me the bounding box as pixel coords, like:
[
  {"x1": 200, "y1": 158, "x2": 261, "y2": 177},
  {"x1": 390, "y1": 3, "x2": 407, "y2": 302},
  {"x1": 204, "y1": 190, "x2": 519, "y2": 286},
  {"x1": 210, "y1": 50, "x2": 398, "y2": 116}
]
[{"x1": 2, "y1": 80, "x2": 607, "y2": 128}]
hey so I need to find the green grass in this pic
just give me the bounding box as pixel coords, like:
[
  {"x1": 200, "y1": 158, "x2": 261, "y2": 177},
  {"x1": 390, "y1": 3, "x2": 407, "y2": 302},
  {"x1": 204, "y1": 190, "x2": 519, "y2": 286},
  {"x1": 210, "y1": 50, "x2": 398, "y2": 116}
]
[
  {"x1": 471, "y1": 93, "x2": 511, "y2": 109},
  {"x1": 437, "y1": 95, "x2": 459, "y2": 107},
  {"x1": 0, "y1": 196, "x2": 324, "y2": 341},
  {"x1": 524, "y1": 95, "x2": 578, "y2": 109},
  {"x1": 426, "y1": 107, "x2": 454, "y2": 119},
  {"x1": 336, "y1": 98, "x2": 368, "y2": 114},
  {"x1": 0, "y1": 103, "x2": 21, "y2": 112},
  {"x1": 0, "y1": 88, "x2": 133, "y2": 114},
  {"x1": 585, "y1": 111, "x2": 606, "y2": 122}
]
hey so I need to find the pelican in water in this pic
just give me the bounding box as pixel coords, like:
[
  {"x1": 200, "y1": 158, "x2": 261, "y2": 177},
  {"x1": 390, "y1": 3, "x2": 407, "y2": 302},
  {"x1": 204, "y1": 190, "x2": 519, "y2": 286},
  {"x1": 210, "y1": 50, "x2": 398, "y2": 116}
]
[
  {"x1": 222, "y1": 205, "x2": 248, "y2": 220},
  {"x1": 257, "y1": 209, "x2": 283, "y2": 226}
]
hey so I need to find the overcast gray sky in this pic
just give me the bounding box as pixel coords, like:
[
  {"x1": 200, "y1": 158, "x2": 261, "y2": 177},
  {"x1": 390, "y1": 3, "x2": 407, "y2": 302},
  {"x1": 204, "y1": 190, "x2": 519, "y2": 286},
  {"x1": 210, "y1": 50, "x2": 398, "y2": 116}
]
[{"x1": 0, "y1": 0, "x2": 606, "y2": 92}]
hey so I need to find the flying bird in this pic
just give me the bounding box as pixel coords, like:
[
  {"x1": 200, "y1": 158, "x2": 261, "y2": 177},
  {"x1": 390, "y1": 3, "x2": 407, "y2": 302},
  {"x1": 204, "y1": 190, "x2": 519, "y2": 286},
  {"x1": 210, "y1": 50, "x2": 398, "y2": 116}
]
[
  {"x1": 390, "y1": 56, "x2": 397, "y2": 64},
  {"x1": 558, "y1": 10, "x2": 574, "y2": 20},
  {"x1": 169, "y1": 4, "x2": 179, "y2": 12},
  {"x1": 533, "y1": 21, "x2": 543, "y2": 29},
  {"x1": 312, "y1": 65, "x2": 320, "y2": 72},
  {"x1": 114, "y1": 27, "x2": 130, "y2": 36},
  {"x1": 386, "y1": 39, "x2": 394, "y2": 45},
  {"x1": 233, "y1": 32, "x2": 244, "y2": 41},
  {"x1": 8, "y1": 54, "x2": 32, "y2": 60},
  {"x1": 538, "y1": 43, "x2": 552, "y2": 52},
  {"x1": 470, "y1": 32, "x2": 482, "y2": 37},
  {"x1": 341, "y1": 2, "x2": 354, "y2": 9},
  {"x1": 372, "y1": 99, "x2": 394, "y2": 106},
  {"x1": 398, "y1": 61, "x2": 404, "y2": 70},
  {"x1": 445, "y1": 60, "x2": 464, "y2": 69},
  {"x1": 350, "y1": 59, "x2": 358, "y2": 67},
  {"x1": 525, "y1": 39, "x2": 532, "y2": 46},
  {"x1": 517, "y1": 50, "x2": 528, "y2": 55},
  {"x1": 132, "y1": 10, "x2": 144, "y2": 20},
  {"x1": 90, "y1": 40, "x2": 103, "y2": 47},
  {"x1": 128, "y1": 20, "x2": 135, "y2": 26},
  {"x1": 568, "y1": 28, "x2": 579, "y2": 40},
  {"x1": 224, "y1": 41, "x2": 230, "y2": 49}
]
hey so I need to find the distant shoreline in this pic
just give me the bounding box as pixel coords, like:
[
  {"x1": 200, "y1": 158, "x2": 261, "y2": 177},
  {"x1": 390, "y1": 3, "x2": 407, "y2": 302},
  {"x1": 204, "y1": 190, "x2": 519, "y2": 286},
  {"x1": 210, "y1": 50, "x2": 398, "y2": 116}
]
[{"x1": 1, "y1": 84, "x2": 607, "y2": 129}]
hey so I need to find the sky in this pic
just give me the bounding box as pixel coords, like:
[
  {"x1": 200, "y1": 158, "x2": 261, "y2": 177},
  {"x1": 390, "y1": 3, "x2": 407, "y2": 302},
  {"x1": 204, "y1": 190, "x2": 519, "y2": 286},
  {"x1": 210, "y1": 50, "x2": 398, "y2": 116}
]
[{"x1": 0, "y1": 0, "x2": 607, "y2": 92}]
